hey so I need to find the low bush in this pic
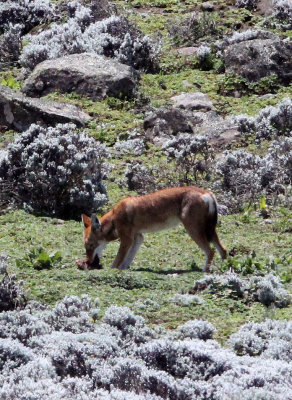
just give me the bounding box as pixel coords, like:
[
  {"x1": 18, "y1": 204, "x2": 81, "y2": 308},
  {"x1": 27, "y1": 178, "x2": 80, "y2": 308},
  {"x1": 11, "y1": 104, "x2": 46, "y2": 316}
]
[
  {"x1": 0, "y1": 255, "x2": 27, "y2": 312},
  {"x1": 219, "y1": 29, "x2": 274, "y2": 47},
  {"x1": 0, "y1": 296, "x2": 291, "y2": 399},
  {"x1": 175, "y1": 320, "x2": 215, "y2": 340},
  {"x1": 229, "y1": 319, "x2": 292, "y2": 360},
  {"x1": 20, "y1": 15, "x2": 160, "y2": 72},
  {"x1": 168, "y1": 12, "x2": 220, "y2": 46},
  {"x1": 0, "y1": 123, "x2": 110, "y2": 218},
  {"x1": 172, "y1": 294, "x2": 203, "y2": 307},
  {"x1": 216, "y1": 135, "x2": 292, "y2": 206},
  {"x1": 192, "y1": 272, "x2": 291, "y2": 307},
  {"x1": 114, "y1": 137, "x2": 145, "y2": 156},
  {"x1": 196, "y1": 45, "x2": 214, "y2": 70},
  {"x1": 0, "y1": 24, "x2": 22, "y2": 66},
  {"x1": 0, "y1": 0, "x2": 54, "y2": 35},
  {"x1": 124, "y1": 162, "x2": 157, "y2": 194},
  {"x1": 236, "y1": 0, "x2": 259, "y2": 10},
  {"x1": 163, "y1": 134, "x2": 213, "y2": 184},
  {"x1": 273, "y1": 0, "x2": 292, "y2": 24},
  {"x1": 234, "y1": 98, "x2": 292, "y2": 140}
]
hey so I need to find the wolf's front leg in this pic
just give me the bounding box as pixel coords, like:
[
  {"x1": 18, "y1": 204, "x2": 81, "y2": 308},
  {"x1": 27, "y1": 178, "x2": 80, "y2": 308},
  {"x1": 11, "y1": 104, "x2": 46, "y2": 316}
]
[{"x1": 111, "y1": 237, "x2": 134, "y2": 269}]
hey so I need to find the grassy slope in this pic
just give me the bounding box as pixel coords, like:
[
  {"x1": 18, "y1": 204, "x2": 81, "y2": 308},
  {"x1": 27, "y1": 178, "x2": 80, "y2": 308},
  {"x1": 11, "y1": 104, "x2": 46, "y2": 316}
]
[
  {"x1": 0, "y1": 0, "x2": 291, "y2": 341},
  {"x1": 1, "y1": 205, "x2": 291, "y2": 342}
]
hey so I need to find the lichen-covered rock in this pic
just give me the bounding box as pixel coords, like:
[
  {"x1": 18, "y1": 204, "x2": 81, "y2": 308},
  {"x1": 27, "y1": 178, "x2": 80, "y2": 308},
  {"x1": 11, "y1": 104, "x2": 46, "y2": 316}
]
[
  {"x1": 143, "y1": 106, "x2": 240, "y2": 147},
  {"x1": 143, "y1": 106, "x2": 202, "y2": 145},
  {"x1": 170, "y1": 92, "x2": 214, "y2": 112},
  {"x1": 0, "y1": 85, "x2": 91, "y2": 131},
  {"x1": 224, "y1": 37, "x2": 292, "y2": 83},
  {"x1": 22, "y1": 53, "x2": 140, "y2": 100}
]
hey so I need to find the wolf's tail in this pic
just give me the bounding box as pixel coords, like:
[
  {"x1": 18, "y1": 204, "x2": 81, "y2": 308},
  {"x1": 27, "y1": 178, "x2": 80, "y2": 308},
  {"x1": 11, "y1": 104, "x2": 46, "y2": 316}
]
[{"x1": 202, "y1": 193, "x2": 218, "y2": 242}]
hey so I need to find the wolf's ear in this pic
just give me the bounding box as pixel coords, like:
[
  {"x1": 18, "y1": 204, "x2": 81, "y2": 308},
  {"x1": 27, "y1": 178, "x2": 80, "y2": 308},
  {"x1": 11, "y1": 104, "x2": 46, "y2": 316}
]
[
  {"x1": 91, "y1": 214, "x2": 101, "y2": 232},
  {"x1": 81, "y1": 214, "x2": 91, "y2": 229}
]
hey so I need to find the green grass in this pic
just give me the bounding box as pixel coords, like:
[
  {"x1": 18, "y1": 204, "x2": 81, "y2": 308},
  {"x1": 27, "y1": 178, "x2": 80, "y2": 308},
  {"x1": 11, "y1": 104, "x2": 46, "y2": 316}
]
[{"x1": 1, "y1": 202, "x2": 291, "y2": 342}]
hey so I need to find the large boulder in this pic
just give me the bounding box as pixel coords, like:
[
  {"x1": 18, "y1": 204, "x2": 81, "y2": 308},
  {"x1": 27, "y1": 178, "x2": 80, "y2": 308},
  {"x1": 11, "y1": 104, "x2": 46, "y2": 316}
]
[
  {"x1": 0, "y1": 85, "x2": 91, "y2": 131},
  {"x1": 224, "y1": 37, "x2": 292, "y2": 83},
  {"x1": 22, "y1": 53, "x2": 140, "y2": 100}
]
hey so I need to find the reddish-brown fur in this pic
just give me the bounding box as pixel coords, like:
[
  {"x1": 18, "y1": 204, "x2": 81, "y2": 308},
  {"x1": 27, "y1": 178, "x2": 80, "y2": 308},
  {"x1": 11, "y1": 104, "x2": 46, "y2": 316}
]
[{"x1": 82, "y1": 186, "x2": 227, "y2": 272}]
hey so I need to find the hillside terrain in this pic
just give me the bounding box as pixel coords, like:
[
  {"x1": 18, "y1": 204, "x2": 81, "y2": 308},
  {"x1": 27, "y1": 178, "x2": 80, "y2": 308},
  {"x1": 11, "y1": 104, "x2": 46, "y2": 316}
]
[{"x1": 0, "y1": 0, "x2": 291, "y2": 399}]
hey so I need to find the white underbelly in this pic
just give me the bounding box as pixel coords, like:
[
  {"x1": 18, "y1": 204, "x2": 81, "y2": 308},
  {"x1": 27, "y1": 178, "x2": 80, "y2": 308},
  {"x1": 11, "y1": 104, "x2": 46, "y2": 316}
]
[{"x1": 139, "y1": 216, "x2": 181, "y2": 233}]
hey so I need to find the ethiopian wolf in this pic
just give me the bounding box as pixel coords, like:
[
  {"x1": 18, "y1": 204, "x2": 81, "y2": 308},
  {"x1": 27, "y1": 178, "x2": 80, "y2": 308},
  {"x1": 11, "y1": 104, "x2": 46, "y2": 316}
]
[{"x1": 82, "y1": 186, "x2": 227, "y2": 272}]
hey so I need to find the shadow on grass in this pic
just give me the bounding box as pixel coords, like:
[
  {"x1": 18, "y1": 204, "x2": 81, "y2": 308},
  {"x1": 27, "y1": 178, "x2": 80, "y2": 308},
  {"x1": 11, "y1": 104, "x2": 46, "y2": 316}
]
[{"x1": 134, "y1": 267, "x2": 197, "y2": 275}]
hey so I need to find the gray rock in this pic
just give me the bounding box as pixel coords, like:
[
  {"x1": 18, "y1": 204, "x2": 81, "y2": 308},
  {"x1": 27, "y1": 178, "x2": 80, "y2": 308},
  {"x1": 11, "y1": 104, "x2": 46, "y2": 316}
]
[
  {"x1": 195, "y1": 112, "x2": 241, "y2": 145},
  {"x1": 201, "y1": 2, "x2": 215, "y2": 11},
  {"x1": 182, "y1": 80, "x2": 193, "y2": 88},
  {"x1": 0, "y1": 84, "x2": 91, "y2": 131},
  {"x1": 176, "y1": 47, "x2": 198, "y2": 56},
  {"x1": 143, "y1": 105, "x2": 241, "y2": 147},
  {"x1": 143, "y1": 106, "x2": 203, "y2": 142},
  {"x1": 171, "y1": 92, "x2": 214, "y2": 111},
  {"x1": 224, "y1": 37, "x2": 292, "y2": 82},
  {"x1": 22, "y1": 53, "x2": 140, "y2": 100}
]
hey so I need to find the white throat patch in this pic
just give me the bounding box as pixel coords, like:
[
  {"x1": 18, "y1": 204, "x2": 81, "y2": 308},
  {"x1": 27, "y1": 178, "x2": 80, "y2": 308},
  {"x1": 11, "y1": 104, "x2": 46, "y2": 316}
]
[{"x1": 92, "y1": 241, "x2": 107, "y2": 260}]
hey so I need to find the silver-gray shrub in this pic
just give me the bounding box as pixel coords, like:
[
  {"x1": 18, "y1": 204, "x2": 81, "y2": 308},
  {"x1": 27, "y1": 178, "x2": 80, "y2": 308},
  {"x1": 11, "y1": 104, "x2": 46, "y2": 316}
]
[
  {"x1": 163, "y1": 134, "x2": 212, "y2": 184},
  {"x1": 192, "y1": 272, "x2": 291, "y2": 308},
  {"x1": 0, "y1": 295, "x2": 100, "y2": 345},
  {"x1": 138, "y1": 338, "x2": 233, "y2": 381},
  {"x1": 229, "y1": 319, "x2": 292, "y2": 360},
  {"x1": 175, "y1": 320, "x2": 215, "y2": 340},
  {"x1": 20, "y1": 15, "x2": 160, "y2": 72},
  {"x1": 216, "y1": 150, "x2": 262, "y2": 199},
  {"x1": 44, "y1": 295, "x2": 100, "y2": 333},
  {"x1": 236, "y1": 0, "x2": 259, "y2": 10},
  {"x1": 114, "y1": 137, "x2": 145, "y2": 156},
  {"x1": 234, "y1": 98, "x2": 292, "y2": 140},
  {"x1": 102, "y1": 306, "x2": 147, "y2": 341},
  {"x1": 0, "y1": 255, "x2": 27, "y2": 312},
  {"x1": 252, "y1": 274, "x2": 291, "y2": 308},
  {"x1": 0, "y1": 123, "x2": 110, "y2": 218},
  {"x1": 196, "y1": 45, "x2": 213, "y2": 69},
  {"x1": 0, "y1": 0, "x2": 54, "y2": 35},
  {"x1": 193, "y1": 272, "x2": 246, "y2": 298},
  {"x1": 168, "y1": 12, "x2": 219, "y2": 47},
  {"x1": 0, "y1": 297, "x2": 292, "y2": 399},
  {"x1": 61, "y1": 0, "x2": 118, "y2": 25},
  {"x1": 0, "y1": 338, "x2": 34, "y2": 373},
  {"x1": 0, "y1": 23, "x2": 22, "y2": 66},
  {"x1": 216, "y1": 136, "x2": 292, "y2": 204},
  {"x1": 124, "y1": 162, "x2": 157, "y2": 194},
  {"x1": 273, "y1": 0, "x2": 292, "y2": 24},
  {"x1": 172, "y1": 293, "x2": 204, "y2": 307},
  {"x1": 219, "y1": 29, "x2": 274, "y2": 48}
]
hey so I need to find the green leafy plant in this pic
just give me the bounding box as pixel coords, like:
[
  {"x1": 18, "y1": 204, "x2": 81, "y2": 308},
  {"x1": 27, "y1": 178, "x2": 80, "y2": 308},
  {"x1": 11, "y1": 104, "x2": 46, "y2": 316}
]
[
  {"x1": 0, "y1": 74, "x2": 21, "y2": 90},
  {"x1": 218, "y1": 74, "x2": 280, "y2": 96},
  {"x1": 219, "y1": 252, "x2": 276, "y2": 276},
  {"x1": 16, "y1": 247, "x2": 62, "y2": 270}
]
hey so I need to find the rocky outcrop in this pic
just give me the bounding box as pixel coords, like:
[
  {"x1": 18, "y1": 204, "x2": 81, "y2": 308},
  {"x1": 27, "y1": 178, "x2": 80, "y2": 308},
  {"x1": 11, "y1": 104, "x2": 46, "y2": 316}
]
[
  {"x1": 143, "y1": 106, "x2": 240, "y2": 147},
  {"x1": 171, "y1": 92, "x2": 214, "y2": 112},
  {"x1": 224, "y1": 37, "x2": 292, "y2": 83},
  {"x1": 0, "y1": 85, "x2": 91, "y2": 131},
  {"x1": 22, "y1": 53, "x2": 140, "y2": 100},
  {"x1": 143, "y1": 106, "x2": 202, "y2": 144}
]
